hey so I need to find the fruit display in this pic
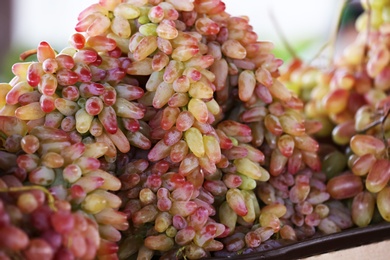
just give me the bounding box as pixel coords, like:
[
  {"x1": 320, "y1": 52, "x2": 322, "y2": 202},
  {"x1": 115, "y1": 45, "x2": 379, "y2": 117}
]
[
  {"x1": 282, "y1": 0, "x2": 390, "y2": 228},
  {"x1": 0, "y1": 0, "x2": 390, "y2": 259}
]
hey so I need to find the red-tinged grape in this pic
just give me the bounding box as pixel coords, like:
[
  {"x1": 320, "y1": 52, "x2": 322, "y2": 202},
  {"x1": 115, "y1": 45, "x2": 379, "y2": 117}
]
[
  {"x1": 256, "y1": 182, "x2": 276, "y2": 205},
  {"x1": 221, "y1": 232, "x2": 246, "y2": 253},
  {"x1": 204, "y1": 180, "x2": 227, "y2": 196},
  {"x1": 169, "y1": 200, "x2": 198, "y2": 217},
  {"x1": 4, "y1": 134, "x2": 23, "y2": 153},
  {"x1": 171, "y1": 181, "x2": 195, "y2": 201},
  {"x1": 365, "y1": 159, "x2": 390, "y2": 193},
  {"x1": 101, "y1": 86, "x2": 117, "y2": 106},
  {"x1": 322, "y1": 88, "x2": 350, "y2": 114},
  {"x1": 98, "y1": 106, "x2": 118, "y2": 134},
  {"x1": 40, "y1": 73, "x2": 58, "y2": 96},
  {"x1": 377, "y1": 186, "x2": 390, "y2": 222},
  {"x1": 131, "y1": 204, "x2": 159, "y2": 227},
  {"x1": 280, "y1": 224, "x2": 297, "y2": 241},
  {"x1": 56, "y1": 54, "x2": 75, "y2": 69},
  {"x1": 175, "y1": 227, "x2": 196, "y2": 246},
  {"x1": 301, "y1": 150, "x2": 321, "y2": 172},
  {"x1": 157, "y1": 197, "x2": 172, "y2": 212},
  {"x1": 170, "y1": 140, "x2": 189, "y2": 162},
  {"x1": 15, "y1": 102, "x2": 46, "y2": 121},
  {"x1": 269, "y1": 149, "x2": 288, "y2": 176},
  {"x1": 86, "y1": 35, "x2": 117, "y2": 53},
  {"x1": 188, "y1": 207, "x2": 209, "y2": 231},
  {"x1": 139, "y1": 188, "x2": 157, "y2": 206},
  {"x1": 172, "y1": 214, "x2": 187, "y2": 230},
  {"x1": 244, "y1": 231, "x2": 261, "y2": 248},
  {"x1": 17, "y1": 90, "x2": 40, "y2": 106},
  {"x1": 64, "y1": 230, "x2": 87, "y2": 258},
  {"x1": 351, "y1": 153, "x2": 377, "y2": 177},
  {"x1": 144, "y1": 234, "x2": 174, "y2": 251},
  {"x1": 28, "y1": 166, "x2": 56, "y2": 186},
  {"x1": 264, "y1": 114, "x2": 283, "y2": 136},
  {"x1": 29, "y1": 205, "x2": 52, "y2": 230},
  {"x1": 277, "y1": 134, "x2": 295, "y2": 157},
  {"x1": 289, "y1": 176, "x2": 310, "y2": 203},
  {"x1": 226, "y1": 188, "x2": 247, "y2": 216},
  {"x1": 61, "y1": 86, "x2": 79, "y2": 102},
  {"x1": 327, "y1": 173, "x2": 363, "y2": 200},
  {"x1": 41, "y1": 229, "x2": 62, "y2": 251},
  {"x1": 261, "y1": 203, "x2": 287, "y2": 218},
  {"x1": 286, "y1": 149, "x2": 302, "y2": 174},
  {"x1": 39, "y1": 94, "x2": 56, "y2": 113},
  {"x1": 97, "y1": 239, "x2": 119, "y2": 256},
  {"x1": 50, "y1": 210, "x2": 75, "y2": 234},
  {"x1": 27, "y1": 62, "x2": 44, "y2": 87},
  {"x1": 23, "y1": 238, "x2": 54, "y2": 260},
  {"x1": 352, "y1": 191, "x2": 375, "y2": 227},
  {"x1": 154, "y1": 212, "x2": 171, "y2": 233},
  {"x1": 69, "y1": 33, "x2": 86, "y2": 49},
  {"x1": 260, "y1": 212, "x2": 281, "y2": 232},
  {"x1": 293, "y1": 134, "x2": 319, "y2": 153},
  {"x1": 195, "y1": 16, "x2": 220, "y2": 35},
  {"x1": 350, "y1": 134, "x2": 386, "y2": 157},
  {"x1": 279, "y1": 113, "x2": 305, "y2": 137},
  {"x1": 37, "y1": 41, "x2": 55, "y2": 62},
  {"x1": 222, "y1": 173, "x2": 242, "y2": 189},
  {"x1": 5, "y1": 81, "x2": 32, "y2": 106},
  {"x1": 0, "y1": 225, "x2": 29, "y2": 251},
  {"x1": 56, "y1": 68, "x2": 79, "y2": 86},
  {"x1": 74, "y1": 49, "x2": 98, "y2": 65},
  {"x1": 54, "y1": 247, "x2": 75, "y2": 260},
  {"x1": 85, "y1": 96, "x2": 104, "y2": 116}
]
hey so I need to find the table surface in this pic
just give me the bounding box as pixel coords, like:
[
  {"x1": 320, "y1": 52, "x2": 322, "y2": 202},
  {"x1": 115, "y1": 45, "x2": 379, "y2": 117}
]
[{"x1": 302, "y1": 239, "x2": 390, "y2": 260}]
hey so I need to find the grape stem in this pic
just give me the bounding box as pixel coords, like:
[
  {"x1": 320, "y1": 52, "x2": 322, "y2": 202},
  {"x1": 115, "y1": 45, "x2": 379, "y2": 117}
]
[
  {"x1": 0, "y1": 185, "x2": 57, "y2": 211},
  {"x1": 357, "y1": 104, "x2": 390, "y2": 158},
  {"x1": 308, "y1": 0, "x2": 347, "y2": 67},
  {"x1": 19, "y1": 48, "x2": 37, "y2": 61},
  {"x1": 328, "y1": 0, "x2": 347, "y2": 66},
  {"x1": 362, "y1": 0, "x2": 372, "y2": 64},
  {"x1": 267, "y1": 8, "x2": 298, "y2": 60},
  {"x1": 176, "y1": 246, "x2": 186, "y2": 259},
  {"x1": 0, "y1": 131, "x2": 7, "y2": 140}
]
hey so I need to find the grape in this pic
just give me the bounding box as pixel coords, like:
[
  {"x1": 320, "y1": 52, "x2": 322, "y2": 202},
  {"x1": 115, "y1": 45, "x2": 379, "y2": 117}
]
[
  {"x1": 352, "y1": 191, "x2": 375, "y2": 227},
  {"x1": 366, "y1": 159, "x2": 390, "y2": 193},
  {"x1": 327, "y1": 173, "x2": 364, "y2": 200},
  {"x1": 0, "y1": 179, "x2": 101, "y2": 259},
  {"x1": 377, "y1": 186, "x2": 390, "y2": 221},
  {"x1": 0, "y1": 225, "x2": 29, "y2": 251},
  {"x1": 23, "y1": 238, "x2": 54, "y2": 260}
]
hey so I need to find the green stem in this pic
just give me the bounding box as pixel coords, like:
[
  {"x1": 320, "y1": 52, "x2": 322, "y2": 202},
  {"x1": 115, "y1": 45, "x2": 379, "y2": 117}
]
[
  {"x1": 0, "y1": 185, "x2": 57, "y2": 211},
  {"x1": 268, "y1": 8, "x2": 298, "y2": 60}
]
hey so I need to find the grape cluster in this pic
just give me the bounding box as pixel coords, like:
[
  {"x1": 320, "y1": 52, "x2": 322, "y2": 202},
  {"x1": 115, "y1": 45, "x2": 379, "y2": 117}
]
[
  {"x1": 280, "y1": 0, "x2": 390, "y2": 230},
  {"x1": 0, "y1": 173, "x2": 103, "y2": 259},
  {"x1": 0, "y1": 0, "x2": 384, "y2": 259}
]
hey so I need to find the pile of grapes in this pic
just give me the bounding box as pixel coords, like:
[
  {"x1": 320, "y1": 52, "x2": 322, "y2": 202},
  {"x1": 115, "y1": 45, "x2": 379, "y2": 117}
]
[{"x1": 0, "y1": 0, "x2": 389, "y2": 259}]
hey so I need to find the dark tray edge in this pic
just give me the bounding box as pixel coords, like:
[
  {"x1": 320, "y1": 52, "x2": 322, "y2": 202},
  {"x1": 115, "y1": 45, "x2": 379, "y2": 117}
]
[{"x1": 210, "y1": 222, "x2": 390, "y2": 260}]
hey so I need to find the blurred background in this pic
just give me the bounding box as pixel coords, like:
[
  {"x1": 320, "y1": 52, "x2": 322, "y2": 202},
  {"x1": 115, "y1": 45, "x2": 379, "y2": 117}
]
[{"x1": 0, "y1": 0, "x2": 362, "y2": 82}]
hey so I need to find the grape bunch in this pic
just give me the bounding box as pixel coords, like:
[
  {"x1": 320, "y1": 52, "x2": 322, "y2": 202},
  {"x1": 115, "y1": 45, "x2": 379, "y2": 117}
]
[
  {"x1": 0, "y1": 174, "x2": 103, "y2": 260},
  {"x1": 0, "y1": 0, "x2": 382, "y2": 259},
  {"x1": 281, "y1": 0, "x2": 390, "y2": 229},
  {"x1": 322, "y1": 0, "x2": 390, "y2": 227}
]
